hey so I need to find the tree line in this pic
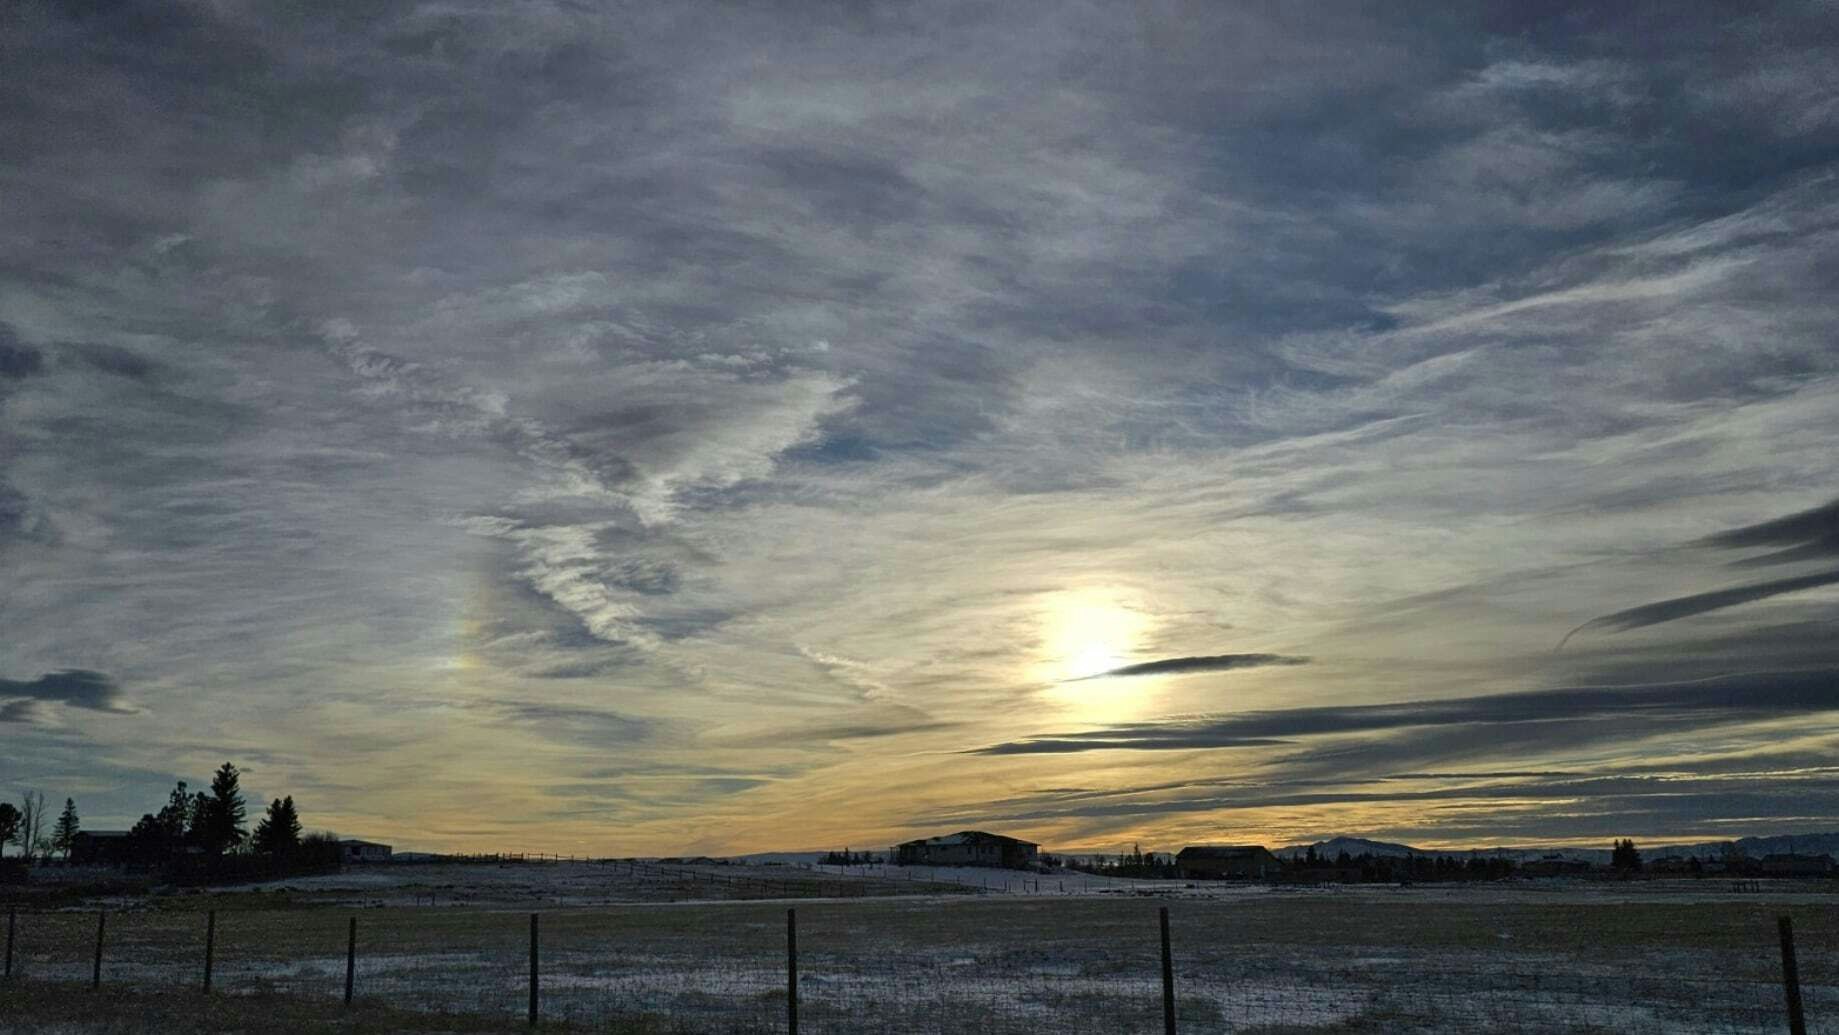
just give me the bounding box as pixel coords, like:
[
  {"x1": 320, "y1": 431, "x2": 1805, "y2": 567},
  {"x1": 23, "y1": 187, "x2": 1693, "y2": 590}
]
[
  {"x1": 2, "y1": 763, "x2": 342, "y2": 880},
  {"x1": 0, "y1": 790, "x2": 74, "y2": 862}
]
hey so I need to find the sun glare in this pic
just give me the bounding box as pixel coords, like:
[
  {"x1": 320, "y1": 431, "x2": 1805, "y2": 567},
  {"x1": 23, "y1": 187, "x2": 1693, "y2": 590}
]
[{"x1": 1039, "y1": 592, "x2": 1154, "y2": 718}]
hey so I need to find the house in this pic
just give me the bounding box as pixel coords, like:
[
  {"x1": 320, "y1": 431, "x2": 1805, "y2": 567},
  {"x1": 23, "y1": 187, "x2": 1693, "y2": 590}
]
[
  {"x1": 338, "y1": 839, "x2": 393, "y2": 863},
  {"x1": 895, "y1": 831, "x2": 1038, "y2": 869},
  {"x1": 1176, "y1": 845, "x2": 1280, "y2": 880},
  {"x1": 1759, "y1": 853, "x2": 1834, "y2": 877},
  {"x1": 68, "y1": 830, "x2": 135, "y2": 867}
]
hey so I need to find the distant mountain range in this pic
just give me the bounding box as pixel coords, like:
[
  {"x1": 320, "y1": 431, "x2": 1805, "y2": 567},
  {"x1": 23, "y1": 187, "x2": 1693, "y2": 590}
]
[{"x1": 1273, "y1": 832, "x2": 1839, "y2": 863}]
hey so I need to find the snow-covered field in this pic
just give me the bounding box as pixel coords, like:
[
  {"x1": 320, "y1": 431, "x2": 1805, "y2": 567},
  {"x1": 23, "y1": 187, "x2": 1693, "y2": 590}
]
[{"x1": 6, "y1": 863, "x2": 1835, "y2": 1032}]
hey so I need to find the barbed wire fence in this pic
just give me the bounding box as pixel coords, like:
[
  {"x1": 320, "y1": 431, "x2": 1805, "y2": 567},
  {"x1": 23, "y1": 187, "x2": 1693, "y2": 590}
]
[{"x1": 0, "y1": 897, "x2": 1824, "y2": 1032}]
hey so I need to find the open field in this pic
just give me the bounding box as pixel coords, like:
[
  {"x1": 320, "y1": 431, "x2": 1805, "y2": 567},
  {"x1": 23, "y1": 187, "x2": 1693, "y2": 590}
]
[{"x1": 3, "y1": 864, "x2": 1835, "y2": 1033}]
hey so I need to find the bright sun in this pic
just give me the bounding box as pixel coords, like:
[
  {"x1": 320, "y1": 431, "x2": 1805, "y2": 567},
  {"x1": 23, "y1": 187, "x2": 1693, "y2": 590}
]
[{"x1": 1038, "y1": 592, "x2": 1154, "y2": 717}]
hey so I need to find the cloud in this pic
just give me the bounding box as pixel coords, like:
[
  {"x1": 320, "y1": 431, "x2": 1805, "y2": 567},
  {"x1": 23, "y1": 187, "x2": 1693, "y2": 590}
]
[
  {"x1": 1563, "y1": 568, "x2": 1839, "y2": 646},
  {"x1": 487, "y1": 701, "x2": 653, "y2": 748},
  {"x1": 1561, "y1": 498, "x2": 1839, "y2": 646},
  {"x1": 5, "y1": 1, "x2": 1839, "y2": 850},
  {"x1": 1699, "y1": 495, "x2": 1839, "y2": 566},
  {"x1": 972, "y1": 670, "x2": 1839, "y2": 756},
  {"x1": 0, "y1": 669, "x2": 132, "y2": 720},
  {"x1": 1066, "y1": 653, "x2": 1309, "y2": 681},
  {"x1": 0, "y1": 327, "x2": 43, "y2": 379}
]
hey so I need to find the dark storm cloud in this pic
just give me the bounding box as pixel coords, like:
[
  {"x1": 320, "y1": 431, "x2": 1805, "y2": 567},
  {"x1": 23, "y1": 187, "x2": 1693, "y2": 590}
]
[
  {"x1": 972, "y1": 670, "x2": 1839, "y2": 755},
  {"x1": 0, "y1": 669, "x2": 131, "y2": 719},
  {"x1": 1067, "y1": 653, "x2": 1309, "y2": 681}
]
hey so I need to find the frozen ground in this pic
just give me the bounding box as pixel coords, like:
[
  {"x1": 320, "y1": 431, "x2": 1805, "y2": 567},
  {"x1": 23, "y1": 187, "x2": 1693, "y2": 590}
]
[
  {"x1": 5, "y1": 866, "x2": 1835, "y2": 1032},
  {"x1": 223, "y1": 857, "x2": 1839, "y2": 909}
]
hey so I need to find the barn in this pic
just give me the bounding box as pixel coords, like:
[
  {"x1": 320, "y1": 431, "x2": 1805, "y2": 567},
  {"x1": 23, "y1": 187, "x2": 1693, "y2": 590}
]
[
  {"x1": 1176, "y1": 844, "x2": 1281, "y2": 880},
  {"x1": 338, "y1": 838, "x2": 393, "y2": 863},
  {"x1": 895, "y1": 830, "x2": 1039, "y2": 869},
  {"x1": 68, "y1": 830, "x2": 135, "y2": 867}
]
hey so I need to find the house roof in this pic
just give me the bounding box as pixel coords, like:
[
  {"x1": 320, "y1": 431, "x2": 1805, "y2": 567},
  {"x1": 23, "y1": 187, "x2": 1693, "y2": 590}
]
[
  {"x1": 74, "y1": 830, "x2": 132, "y2": 839},
  {"x1": 898, "y1": 830, "x2": 1039, "y2": 849},
  {"x1": 1176, "y1": 845, "x2": 1272, "y2": 859}
]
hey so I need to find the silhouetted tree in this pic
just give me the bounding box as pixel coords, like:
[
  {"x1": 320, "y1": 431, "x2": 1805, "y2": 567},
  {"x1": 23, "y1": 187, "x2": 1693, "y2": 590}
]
[
  {"x1": 154, "y1": 782, "x2": 190, "y2": 841},
  {"x1": 0, "y1": 802, "x2": 19, "y2": 857},
  {"x1": 252, "y1": 796, "x2": 302, "y2": 856},
  {"x1": 17, "y1": 791, "x2": 46, "y2": 863},
  {"x1": 199, "y1": 763, "x2": 247, "y2": 855},
  {"x1": 1611, "y1": 838, "x2": 1642, "y2": 873},
  {"x1": 188, "y1": 789, "x2": 211, "y2": 846},
  {"x1": 52, "y1": 798, "x2": 79, "y2": 860}
]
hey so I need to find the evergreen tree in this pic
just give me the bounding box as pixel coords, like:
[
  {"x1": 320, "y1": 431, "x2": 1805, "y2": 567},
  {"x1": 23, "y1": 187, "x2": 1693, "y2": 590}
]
[
  {"x1": 253, "y1": 796, "x2": 303, "y2": 855},
  {"x1": 1611, "y1": 838, "x2": 1642, "y2": 873},
  {"x1": 52, "y1": 798, "x2": 80, "y2": 859},
  {"x1": 199, "y1": 763, "x2": 247, "y2": 855},
  {"x1": 0, "y1": 802, "x2": 19, "y2": 857}
]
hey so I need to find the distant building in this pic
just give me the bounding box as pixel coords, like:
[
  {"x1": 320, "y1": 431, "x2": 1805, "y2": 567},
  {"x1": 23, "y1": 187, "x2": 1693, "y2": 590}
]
[
  {"x1": 895, "y1": 831, "x2": 1038, "y2": 869},
  {"x1": 68, "y1": 830, "x2": 134, "y2": 867},
  {"x1": 1521, "y1": 855, "x2": 1595, "y2": 877},
  {"x1": 1285, "y1": 863, "x2": 1365, "y2": 884},
  {"x1": 1646, "y1": 856, "x2": 1699, "y2": 876},
  {"x1": 1759, "y1": 853, "x2": 1834, "y2": 877},
  {"x1": 338, "y1": 839, "x2": 393, "y2": 863},
  {"x1": 1176, "y1": 845, "x2": 1280, "y2": 880}
]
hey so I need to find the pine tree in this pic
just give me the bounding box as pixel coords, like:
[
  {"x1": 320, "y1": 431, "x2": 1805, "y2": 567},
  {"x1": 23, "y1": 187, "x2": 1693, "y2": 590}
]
[
  {"x1": 1611, "y1": 838, "x2": 1642, "y2": 873},
  {"x1": 253, "y1": 796, "x2": 302, "y2": 856},
  {"x1": 200, "y1": 763, "x2": 247, "y2": 855},
  {"x1": 52, "y1": 798, "x2": 80, "y2": 859}
]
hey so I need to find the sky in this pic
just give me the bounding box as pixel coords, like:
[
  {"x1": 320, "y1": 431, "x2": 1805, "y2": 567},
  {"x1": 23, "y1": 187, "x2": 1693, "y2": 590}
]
[{"x1": 4, "y1": 1, "x2": 1839, "y2": 856}]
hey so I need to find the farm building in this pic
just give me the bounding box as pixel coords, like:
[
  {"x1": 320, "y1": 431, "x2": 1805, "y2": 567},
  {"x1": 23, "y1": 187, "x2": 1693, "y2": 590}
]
[
  {"x1": 68, "y1": 830, "x2": 134, "y2": 867},
  {"x1": 1176, "y1": 844, "x2": 1280, "y2": 880},
  {"x1": 1521, "y1": 855, "x2": 1596, "y2": 877},
  {"x1": 895, "y1": 830, "x2": 1038, "y2": 869},
  {"x1": 339, "y1": 838, "x2": 393, "y2": 863}
]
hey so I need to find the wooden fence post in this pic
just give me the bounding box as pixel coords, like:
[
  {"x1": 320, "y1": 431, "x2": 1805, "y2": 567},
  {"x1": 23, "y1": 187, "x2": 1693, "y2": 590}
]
[
  {"x1": 1780, "y1": 915, "x2": 1807, "y2": 1035},
  {"x1": 528, "y1": 912, "x2": 539, "y2": 1027},
  {"x1": 202, "y1": 910, "x2": 215, "y2": 994},
  {"x1": 344, "y1": 916, "x2": 356, "y2": 1005},
  {"x1": 786, "y1": 907, "x2": 799, "y2": 1035},
  {"x1": 91, "y1": 911, "x2": 105, "y2": 990},
  {"x1": 1160, "y1": 906, "x2": 1176, "y2": 1035}
]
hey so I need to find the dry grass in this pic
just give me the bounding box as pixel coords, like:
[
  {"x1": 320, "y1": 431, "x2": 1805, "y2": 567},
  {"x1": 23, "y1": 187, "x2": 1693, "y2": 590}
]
[
  {"x1": 0, "y1": 979, "x2": 693, "y2": 1034},
  {"x1": 4, "y1": 887, "x2": 1833, "y2": 1032}
]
